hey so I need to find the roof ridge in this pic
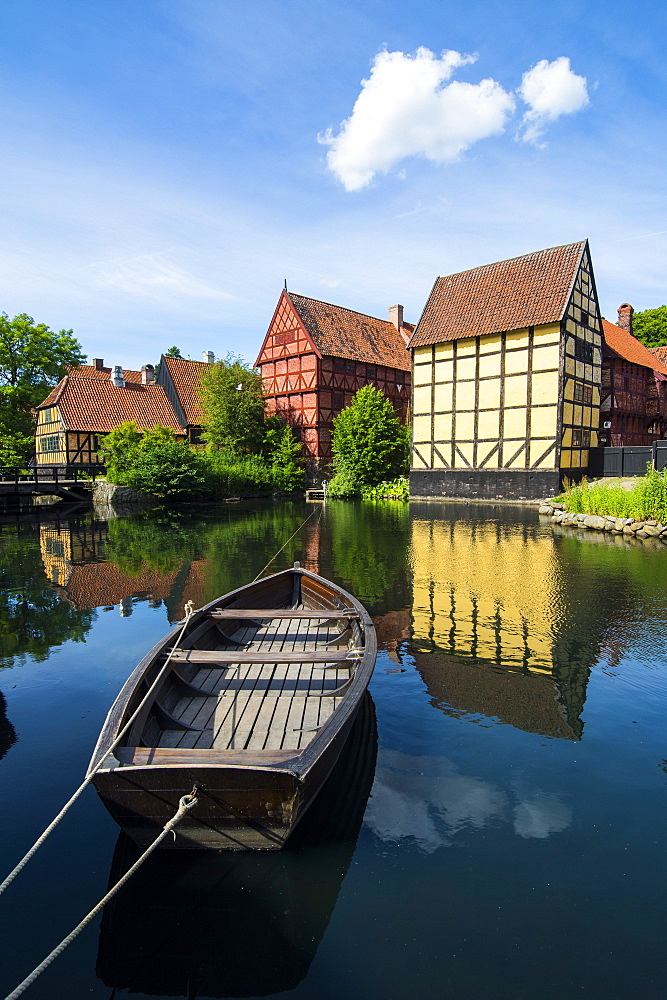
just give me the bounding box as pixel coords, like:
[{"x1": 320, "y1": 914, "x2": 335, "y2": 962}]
[
  {"x1": 433, "y1": 240, "x2": 587, "y2": 283},
  {"x1": 288, "y1": 291, "x2": 396, "y2": 327}
]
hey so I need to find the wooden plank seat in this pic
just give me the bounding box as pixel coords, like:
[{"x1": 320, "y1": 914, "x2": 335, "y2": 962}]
[
  {"x1": 168, "y1": 649, "x2": 362, "y2": 664},
  {"x1": 210, "y1": 608, "x2": 357, "y2": 620},
  {"x1": 113, "y1": 747, "x2": 301, "y2": 766}
]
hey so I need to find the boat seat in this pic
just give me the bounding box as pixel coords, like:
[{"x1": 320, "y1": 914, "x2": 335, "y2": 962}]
[
  {"x1": 168, "y1": 648, "x2": 361, "y2": 664},
  {"x1": 210, "y1": 608, "x2": 357, "y2": 620}
]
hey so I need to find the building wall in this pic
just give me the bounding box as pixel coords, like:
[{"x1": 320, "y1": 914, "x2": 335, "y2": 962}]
[
  {"x1": 600, "y1": 356, "x2": 666, "y2": 446},
  {"x1": 559, "y1": 255, "x2": 603, "y2": 471},
  {"x1": 410, "y1": 248, "x2": 602, "y2": 492},
  {"x1": 36, "y1": 406, "x2": 102, "y2": 465},
  {"x1": 35, "y1": 406, "x2": 68, "y2": 465},
  {"x1": 258, "y1": 295, "x2": 410, "y2": 469}
]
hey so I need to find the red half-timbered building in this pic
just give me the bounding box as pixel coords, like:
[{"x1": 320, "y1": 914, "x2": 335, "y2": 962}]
[
  {"x1": 599, "y1": 305, "x2": 667, "y2": 446},
  {"x1": 255, "y1": 291, "x2": 412, "y2": 472}
]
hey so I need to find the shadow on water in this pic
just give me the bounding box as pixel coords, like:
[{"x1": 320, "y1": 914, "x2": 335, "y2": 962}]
[
  {"x1": 0, "y1": 691, "x2": 17, "y2": 761},
  {"x1": 95, "y1": 694, "x2": 378, "y2": 999}
]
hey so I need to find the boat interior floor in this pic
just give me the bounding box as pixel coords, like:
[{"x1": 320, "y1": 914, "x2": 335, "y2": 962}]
[{"x1": 148, "y1": 608, "x2": 356, "y2": 753}]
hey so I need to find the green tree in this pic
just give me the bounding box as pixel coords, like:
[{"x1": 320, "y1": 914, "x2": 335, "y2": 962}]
[
  {"x1": 97, "y1": 421, "x2": 143, "y2": 482},
  {"x1": 165, "y1": 346, "x2": 182, "y2": 357},
  {"x1": 0, "y1": 312, "x2": 84, "y2": 464},
  {"x1": 199, "y1": 354, "x2": 266, "y2": 454},
  {"x1": 328, "y1": 385, "x2": 408, "y2": 497},
  {"x1": 632, "y1": 306, "x2": 667, "y2": 348},
  {"x1": 269, "y1": 423, "x2": 305, "y2": 492}
]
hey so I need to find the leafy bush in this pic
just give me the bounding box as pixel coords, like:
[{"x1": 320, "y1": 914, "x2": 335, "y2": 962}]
[
  {"x1": 122, "y1": 441, "x2": 211, "y2": 498},
  {"x1": 361, "y1": 476, "x2": 409, "y2": 501},
  {"x1": 100, "y1": 420, "x2": 306, "y2": 499},
  {"x1": 206, "y1": 451, "x2": 275, "y2": 495}
]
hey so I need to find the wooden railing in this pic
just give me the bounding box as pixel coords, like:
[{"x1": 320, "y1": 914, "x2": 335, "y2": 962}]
[{"x1": 0, "y1": 465, "x2": 105, "y2": 488}]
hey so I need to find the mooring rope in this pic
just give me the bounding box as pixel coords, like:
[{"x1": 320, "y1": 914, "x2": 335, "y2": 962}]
[
  {"x1": 1, "y1": 500, "x2": 322, "y2": 997},
  {"x1": 252, "y1": 505, "x2": 321, "y2": 583},
  {"x1": 0, "y1": 601, "x2": 196, "y2": 898},
  {"x1": 3, "y1": 791, "x2": 199, "y2": 1000}
]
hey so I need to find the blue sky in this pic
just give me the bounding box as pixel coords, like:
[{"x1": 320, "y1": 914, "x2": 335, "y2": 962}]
[{"x1": 1, "y1": 0, "x2": 666, "y2": 370}]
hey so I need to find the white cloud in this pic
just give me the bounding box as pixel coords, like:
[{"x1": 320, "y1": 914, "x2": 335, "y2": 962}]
[
  {"x1": 321, "y1": 49, "x2": 590, "y2": 189},
  {"x1": 320, "y1": 47, "x2": 515, "y2": 191},
  {"x1": 518, "y1": 57, "x2": 589, "y2": 144}
]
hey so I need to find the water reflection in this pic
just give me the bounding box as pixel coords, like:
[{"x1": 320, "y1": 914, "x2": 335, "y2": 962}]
[
  {"x1": 96, "y1": 695, "x2": 377, "y2": 999},
  {"x1": 6, "y1": 498, "x2": 661, "y2": 747},
  {"x1": 366, "y1": 749, "x2": 573, "y2": 853},
  {"x1": 0, "y1": 520, "x2": 95, "y2": 667},
  {"x1": 408, "y1": 503, "x2": 604, "y2": 739}
]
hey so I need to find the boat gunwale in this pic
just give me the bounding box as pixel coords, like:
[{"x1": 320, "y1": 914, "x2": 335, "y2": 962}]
[{"x1": 87, "y1": 567, "x2": 376, "y2": 780}]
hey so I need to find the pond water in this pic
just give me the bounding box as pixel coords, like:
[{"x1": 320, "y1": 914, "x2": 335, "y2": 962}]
[{"x1": 0, "y1": 498, "x2": 665, "y2": 1000}]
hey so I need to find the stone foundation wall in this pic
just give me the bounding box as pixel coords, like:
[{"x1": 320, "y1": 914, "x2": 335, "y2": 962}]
[{"x1": 410, "y1": 468, "x2": 561, "y2": 501}]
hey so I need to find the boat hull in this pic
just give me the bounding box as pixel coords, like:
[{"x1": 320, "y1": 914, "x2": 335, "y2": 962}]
[
  {"x1": 93, "y1": 703, "x2": 360, "y2": 850},
  {"x1": 89, "y1": 567, "x2": 376, "y2": 850}
]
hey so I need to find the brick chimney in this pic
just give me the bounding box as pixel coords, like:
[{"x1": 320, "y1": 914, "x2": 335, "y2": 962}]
[
  {"x1": 203, "y1": 350, "x2": 215, "y2": 364},
  {"x1": 111, "y1": 365, "x2": 125, "y2": 387},
  {"x1": 93, "y1": 358, "x2": 105, "y2": 370},
  {"x1": 618, "y1": 303, "x2": 634, "y2": 335},
  {"x1": 141, "y1": 364, "x2": 155, "y2": 384},
  {"x1": 389, "y1": 304, "x2": 404, "y2": 331}
]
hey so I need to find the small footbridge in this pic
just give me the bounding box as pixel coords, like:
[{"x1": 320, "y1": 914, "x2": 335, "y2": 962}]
[{"x1": 0, "y1": 465, "x2": 104, "y2": 502}]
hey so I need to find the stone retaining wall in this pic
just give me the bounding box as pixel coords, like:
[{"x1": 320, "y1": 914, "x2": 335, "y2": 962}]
[
  {"x1": 93, "y1": 481, "x2": 159, "y2": 514},
  {"x1": 538, "y1": 502, "x2": 667, "y2": 543}
]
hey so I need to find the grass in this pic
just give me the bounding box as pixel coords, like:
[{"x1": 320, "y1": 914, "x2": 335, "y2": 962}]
[{"x1": 558, "y1": 467, "x2": 667, "y2": 521}]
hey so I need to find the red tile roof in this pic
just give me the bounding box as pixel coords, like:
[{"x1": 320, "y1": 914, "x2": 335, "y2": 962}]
[
  {"x1": 161, "y1": 356, "x2": 208, "y2": 426},
  {"x1": 68, "y1": 364, "x2": 143, "y2": 383},
  {"x1": 288, "y1": 293, "x2": 411, "y2": 371},
  {"x1": 649, "y1": 345, "x2": 667, "y2": 367},
  {"x1": 409, "y1": 241, "x2": 588, "y2": 348},
  {"x1": 602, "y1": 320, "x2": 667, "y2": 375},
  {"x1": 36, "y1": 375, "x2": 186, "y2": 433}
]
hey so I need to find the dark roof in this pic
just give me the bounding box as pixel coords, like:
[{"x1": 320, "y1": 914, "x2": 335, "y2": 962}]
[
  {"x1": 409, "y1": 241, "x2": 588, "y2": 348},
  {"x1": 602, "y1": 320, "x2": 667, "y2": 375},
  {"x1": 36, "y1": 375, "x2": 186, "y2": 433},
  {"x1": 288, "y1": 293, "x2": 411, "y2": 371}
]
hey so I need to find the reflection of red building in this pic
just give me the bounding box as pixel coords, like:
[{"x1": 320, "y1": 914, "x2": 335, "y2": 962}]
[
  {"x1": 600, "y1": 305, "x2": 667, "y2": 446},
  {"x1": 256, "y1": 291, "x2": 412, "y2": 473}
]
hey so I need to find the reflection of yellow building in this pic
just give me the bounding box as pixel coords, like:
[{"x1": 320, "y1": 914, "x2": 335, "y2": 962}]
[
  {"x1": 410, "y1": 241, "x2": 603, "y2": 499},
  {"x1": 40, "y1": 523, "x2": 107, "y2": 588},
  {"x1": 410, "y1": 512, "x2": 588, "y2": 739},
  {"x1": 411, "y1": 516, "x2": 558, "y2": 672}
]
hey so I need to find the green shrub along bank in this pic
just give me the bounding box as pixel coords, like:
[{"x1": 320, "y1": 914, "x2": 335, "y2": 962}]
[
  {"x1": 558, "y1": 468, "x2": 667, "y2": 522},
  {"x1": 99, "y1": 421, "x2": 304, "y2": 499},
  {"x1": 360, "y1": 477, "x2": 409, "y2": 501}
]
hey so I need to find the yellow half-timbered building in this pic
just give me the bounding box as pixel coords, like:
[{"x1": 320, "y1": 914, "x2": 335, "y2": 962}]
[
  {"x1": 34, "y1": 360, "x2": 186, "y2": 466},
  {"x1": 409, "y1": 241, "x2": 603, "y2": 499}
]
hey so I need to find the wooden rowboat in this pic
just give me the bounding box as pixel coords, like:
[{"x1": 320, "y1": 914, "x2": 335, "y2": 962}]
[
  {"x1": 88, "y1": 564, "x2": 377, "y2": 850},
  {"x1": 96, "y1": 696, "x2": 378, "y2": 996}
]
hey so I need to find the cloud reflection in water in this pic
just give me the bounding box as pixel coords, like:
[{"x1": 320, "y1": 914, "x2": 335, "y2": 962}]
[{"x1": 365, "y1": 750, "x2": 572, "y2": 852}]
